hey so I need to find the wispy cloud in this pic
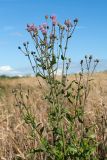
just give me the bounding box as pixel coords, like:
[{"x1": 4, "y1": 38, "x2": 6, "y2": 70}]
[
  {"x1": 3, "y1": 26, "x2": 14, "y2": 31},
  {"x1": 2, "y1": 25, "x2": 23, "y2": 37},
  {"x1": 76, "y1": 26, "x2": 86, "y2": 30},
  {"x1": 9, "y1": 32, "x2": 23, "y2": 37}
]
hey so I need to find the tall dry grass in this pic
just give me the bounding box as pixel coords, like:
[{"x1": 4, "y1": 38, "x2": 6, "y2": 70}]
[{"x1": 0, "y1": 72, "x2": 107, "y2": 159}]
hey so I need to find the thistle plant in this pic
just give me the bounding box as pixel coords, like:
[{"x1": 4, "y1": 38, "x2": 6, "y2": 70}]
[{"x1": 17, "y1": 15, "x2": 101, "y2": 159}]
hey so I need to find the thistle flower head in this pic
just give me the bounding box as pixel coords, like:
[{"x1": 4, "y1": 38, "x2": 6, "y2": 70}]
[
  {"x1": 41, "y1": 29, "x2": 47, "y2": 35},
  {"x1": 50, "y1": 15, "x2": 56, "y2": 20},
  {"x1": 50, "y1": 15, "x2": 57, "y2": 26},
  {"x1": 94, "y1": 59, "x2": 99, "y2": 63},
  {"x1": 52, "y1": 19, "x2": 57, "y2": 26},
  {"x1": 39, "y1": 24, "x2": 47, "y2": 35},
  {"x1": 27, "y1": 24, "x2": 38, "y2": 32},
  {"x1": 45, "y1": 15, "x2": 48, "y2": 19},
  {"x1": 85, "y1": 55, "x2": 88, "y2": 59},
  {"x1": 64, "y1": 19, "x2": 73, "y2": 28},
  {"x1": 74, "y1": 18, "x2": 78, "y2": 24},
  {"x1": 18, "y1": 46, "x2": 21, "y2": 50},
  {"x1": 42, "y1": 23, "x2": 47, "y2": 29},
  {"x1": 50, "y1": 33, "x2": 56, "y2": 39},
  {"x1": 89, "y1": 55, "x2": 93, "y2": 60},
  {"x1": 80, "y1": 60, "x2": 83, "y2": 65},
  {"x1": 23, "y1": 42, "x2": 26, "y2": 46}
]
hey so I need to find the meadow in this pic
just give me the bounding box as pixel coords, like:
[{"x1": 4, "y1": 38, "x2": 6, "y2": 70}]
[{"x1": 0, "y1": 72, "x2": 107, "y2": 159}]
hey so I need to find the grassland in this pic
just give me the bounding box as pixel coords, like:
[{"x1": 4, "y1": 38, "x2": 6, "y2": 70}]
[{"x1": 0, "y1": 72, "x2": 107, "y2": 159}]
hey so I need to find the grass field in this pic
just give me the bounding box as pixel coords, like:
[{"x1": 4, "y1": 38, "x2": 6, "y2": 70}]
[{"x1": 0, "y1": 72, "x2": 107, "y2": 159}]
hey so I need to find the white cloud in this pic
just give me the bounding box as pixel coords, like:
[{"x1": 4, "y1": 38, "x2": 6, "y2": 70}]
[
  {"x1": 0, "y1": 65, "x2": 13, "y2": 72},
  {"x1": 17, "y1": 74, "x2": 23, "y2": 77},
  {"x1": 0, "y1": 65, "x2": 31, "y2": 77},
  {"x1": 0, "y1": 65, "x2": 23, "y2": 76}
]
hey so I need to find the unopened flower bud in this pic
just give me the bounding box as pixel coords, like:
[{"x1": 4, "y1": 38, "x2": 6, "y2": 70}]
[
  {"x1": 61, "y1": 26, "x2": 65, "y2": 30},
  {"x1": 23, "y1": 42, "x2": 26, "y2": 46},
  {"x1": 94, "y1": 59, "x2": 99, "y2": 63},
  {"x1": 31, "y1": 51, "x2": 35, "y2": 55},
  {"x1": 74, "y1": 18, "x2": 78, "y2": 24},
  {"x1": 18, "y1": 46, "x2": 21, "y2": 50},
  {"x1": 45, "y1": 15, "x2": 48, "y2": 19},
  {"x1": 47, "y1": 26, "x2": 49, "y2": 29},
  {"x1": 85, "y1": 55, "x2": 88, "y2": 59},
  {"x1": 89, "y1": 55, "x2": 93, "y2": 60},
  {"x1": 80, "y1": 60, "x2": 83, "y2": 65},
  {"x1": 50, "y1": 15, "x2": 57, "y2": 26}
]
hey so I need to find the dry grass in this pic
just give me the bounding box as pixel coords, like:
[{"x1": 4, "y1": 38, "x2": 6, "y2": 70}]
[{"x1": 0, "y1": 72, "x2": 107, "y2": 159}]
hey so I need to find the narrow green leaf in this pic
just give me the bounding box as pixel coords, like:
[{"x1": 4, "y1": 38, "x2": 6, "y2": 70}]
[{"x1": 61, "y1": 55, "x2": 65, "y2": 60}]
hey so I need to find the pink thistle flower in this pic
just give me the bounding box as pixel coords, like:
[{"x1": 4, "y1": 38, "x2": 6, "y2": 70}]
[
  {"x1": 50, "y1": 15, "x2": 57, "y2": 26},
  {"x1": 64, "y1": 19, "x2": 73, "y2": 28},
  {"x1": 45, "y1": 15, "x2": 48, "y2": 19},
  {"x1": 41, "y1": 29, "x2": 47, "y2": 35},
  {"x1": 50, "y1": 33, "x2": 54, "y2": 39},
  {"x1": 39, "y1": 25, "x2": 44, "y2": 30},
  {"x1": 65, "y1": 27, "x2": 69, "y2": 32},
  {"x1": 27, "y1": 24, "x2": 37, "y2": 32},
  {"x1": 52, "y1": 19, "x2": 57, "y2": 26},
  {"x1": 39, "y1": 23, "x2": 47, "y2": 30},
  {"x1": 39, "y1": 24, "x2": 47, "y2": 35},
  {"x1": 50, "y1": 15, "x2": 56, "y2": 20},
  {"x1": 42, "y1": 23, "x2": 47, "y2": 29}
]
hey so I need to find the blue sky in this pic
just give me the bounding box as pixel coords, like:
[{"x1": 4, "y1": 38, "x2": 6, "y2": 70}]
[{"x1": 0, "y1": 0, "x2": 107, "y2": 76}]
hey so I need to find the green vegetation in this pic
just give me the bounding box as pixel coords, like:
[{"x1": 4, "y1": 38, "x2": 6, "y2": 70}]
[{"x1": 15, "y1": 15, "x2": 107, "y2": 159}]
